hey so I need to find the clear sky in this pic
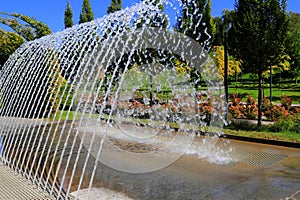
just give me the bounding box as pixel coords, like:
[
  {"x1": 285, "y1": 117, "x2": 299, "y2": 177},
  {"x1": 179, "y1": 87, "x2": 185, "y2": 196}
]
[{"x1": 0, "y1": 0, "x2": 299, "y2": 33}]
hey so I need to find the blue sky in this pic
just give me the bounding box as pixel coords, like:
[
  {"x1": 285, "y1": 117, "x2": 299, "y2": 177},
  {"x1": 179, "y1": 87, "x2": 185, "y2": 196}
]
[{"x1": 0, "y1": 0, "x2": 299, "y2": 33}]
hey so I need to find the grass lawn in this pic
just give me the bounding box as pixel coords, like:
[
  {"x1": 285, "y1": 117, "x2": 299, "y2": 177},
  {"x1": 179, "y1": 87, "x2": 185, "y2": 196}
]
[
  {"x1": 49, "y1": 110, "x2": 99, "y2": 121},
  {"x1": 228, "y1": 87, "x2": 300, "y2": 104},
  {"x1": 228, "y1": 74, "x2": 300, "y2": 104},
  {"x1": 223, "y1": 127, "x2": 300, "y2": 143}
]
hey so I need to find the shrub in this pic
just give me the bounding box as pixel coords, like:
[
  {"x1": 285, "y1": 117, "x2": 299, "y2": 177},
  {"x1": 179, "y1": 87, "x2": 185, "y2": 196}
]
[
  {"x1": 228, "y1": 105, "x2": 243, "y2": 119},
  {"x1": 198, "y1": 101, "x2": 213, "y2": 125},
  {"x1": 294, "y1": 107, "x2": 300, "y2": 114},
  {"x1": 272, "y1": 113, "x2": 300, "y2": 133},
  {"x1": 264, "y1": 105, "x2": 288, "y2": 121},
  {"x1": 60, "y1": 80, "x2": 73, "y2": 110},
  {"x1": 242, "y1": 95, "x2": 258, "y2": 120},
  {"x1": 262, "y1": 96, "x2": 272, "y2": 110},
  {"x1": 228, "y1": 94, "x2": 244, "y2": 120},
  {"x1": 231, "y1": 94, "x2": 242, "y2": 106},
  {"x1": 280, "y1": 94, "x2": 293, "y2": 111}
]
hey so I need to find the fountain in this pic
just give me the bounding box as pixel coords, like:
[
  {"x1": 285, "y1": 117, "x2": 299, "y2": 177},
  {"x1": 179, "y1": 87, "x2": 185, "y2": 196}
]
[{"x1": 0, "y1": 0, "x2": 230, "y2": 199}]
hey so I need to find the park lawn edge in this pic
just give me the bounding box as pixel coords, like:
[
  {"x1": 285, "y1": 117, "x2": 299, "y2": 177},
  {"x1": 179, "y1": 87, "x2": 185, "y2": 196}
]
[
  {"x1": 49, "y1": 110, "x2": 300, "y2": 144},
  {"x1": 223, "y1": 128, "x2": 300, "y2": 143}
]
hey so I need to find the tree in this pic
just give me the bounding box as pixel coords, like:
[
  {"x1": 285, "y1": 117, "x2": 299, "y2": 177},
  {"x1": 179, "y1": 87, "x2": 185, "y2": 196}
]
[
  {"x1": 134, "y1": 0, "x2": 168, "y2": 28},
  {"x1": 283, "y1": 12, "x2": 300, "y2": 83},
  {"x1": 175, "y1": 0, "x2": 215, "y2": 93},
  {"x1": 213, "y1": 46, "x2": 241, "y2": 80},
  {"x1": 0, "y1": 12, "x2": 51, "y2": 41},
  {"x1": 0, "y1": 29, "x2": 24, "y2": 67},
  {"x1": 176, "y1": 0, "x2": 215, "y2": 48},
  {"x1": 64, "y1": 2, "x2": 74, "y2": 28},
  {"x1": 0, "y1": 12, "x2": 51, "y2": 66},
  {"x1": 107, "y1": 0, "x2": 122, "y2": 14},
  {"x1": 232, "y1": 0, "x2": 289, "y2": 126},
  {"x1": 212, "y1": 16, "x2": 223, "y2": 46},
  {"x1": 79, "y1": 0, "x2": 94, "y2": 24}
]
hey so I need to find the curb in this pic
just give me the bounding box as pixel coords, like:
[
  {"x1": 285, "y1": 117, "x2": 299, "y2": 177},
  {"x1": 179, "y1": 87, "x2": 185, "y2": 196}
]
[{"x1": 222, "y1": 134, "x2": 300, "y2": 149}]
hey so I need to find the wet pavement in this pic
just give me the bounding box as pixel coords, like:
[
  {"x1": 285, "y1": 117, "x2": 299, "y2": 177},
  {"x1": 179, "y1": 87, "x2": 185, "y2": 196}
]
[
  {"x1": 66, "y1": 135, "x2": 300, "y2": 200},
  {"x1": 1, "y1": 119, "x2": 299, "y2": 199}
]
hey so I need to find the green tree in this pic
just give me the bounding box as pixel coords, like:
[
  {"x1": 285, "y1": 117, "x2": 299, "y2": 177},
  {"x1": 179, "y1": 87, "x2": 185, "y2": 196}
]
[
  {"x1": 107, "y1": 0, "x2": 122, "y2": 14},
  {"x1": 0, "y1": 29, "x2": 24, "y2": 67},
  {"x1": 79, "y1": 0, "x2": 94, "y2": 24},
  {"x1": 135, "y1": 0, "x2": 168, "y2": 28},
  {"x1": 0, "y1": 12, "x2": 51, "y2": 41},
  {"x1": 283, "y1": 12, "x2": 300, "y2": 83},
  {"x1": 176, "y1": 0, "x2": 215, "y2": 48},
  {"x1": 0, "y1": 12, "x2": 51, "y2": 66},
  {"x1": 213, "y1": 46, "x2": 241, "y2": 80},
  {"x1": 175, "y1": 0, "x2": 215, "y2": 93},
  {"x1": 212, "y1": 16, "x2": 223, "y2": 46},
  {"x1": 64, "y1": 2, "x2": 74, "y2": 28},
  {"x1": 232, "y1": 0, "x2": 289, "y2": 126}
]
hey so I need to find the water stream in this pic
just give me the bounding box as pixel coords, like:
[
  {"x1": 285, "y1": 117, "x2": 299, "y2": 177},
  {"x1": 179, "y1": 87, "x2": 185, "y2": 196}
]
[{"x1": 0, "y1": 0, "x2": 226, "y2": 199}]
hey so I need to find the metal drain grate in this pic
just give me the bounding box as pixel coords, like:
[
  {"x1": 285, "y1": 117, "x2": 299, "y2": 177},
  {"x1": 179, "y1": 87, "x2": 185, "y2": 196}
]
[
  {"x1": 0, "y1": 163, "x2": 56, "y2": 199},
  {"x1": 231, "y1": 150, "x2": 287, "y2": 168}
]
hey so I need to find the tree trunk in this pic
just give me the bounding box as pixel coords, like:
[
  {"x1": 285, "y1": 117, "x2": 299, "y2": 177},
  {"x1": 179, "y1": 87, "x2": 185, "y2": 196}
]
[
  {"x1": 235, "y1": 71, "x2": 238, "y2": 92},
  {"x1": 194, "y1": 83, "x2": 199, "y2": 125},
  {"x1": 150, "y1": 73, "x2": 153, "y2": 107},
  {"x1": 269, "y1": 65, "x2": 272, "y2": 102},
  {"x1": 257, "y1": 70, "x2": 263, "y2": 128},
  {"x1": 262, "y1": 78, "x2": 264, "y2": 97}
]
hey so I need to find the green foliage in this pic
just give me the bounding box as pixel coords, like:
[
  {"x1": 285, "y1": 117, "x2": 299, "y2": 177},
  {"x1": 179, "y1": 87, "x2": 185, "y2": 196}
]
[
  {"x1": 64, "y1": 2, "x2": 74, "y2": 28},
  {"x1": 283, "y1": 12, "x2": 300, "y2": 82},
  {"x1": 47, "y1": 62, "x2": 73, "y2": 116},
  {"x1": 271, "y1": 113, "x2": 300, "y2": 133},
  {"x1": 212, "y1": 16, "x2": 223, "y2": 46},
  {"x1": 176, "y1": 0, "x2": 215, "y2": 48},
  {"x1": 213, "y1": 46, "x2": 241, "y2": 80},
  {"x1": 280, "y1": 93, "x2": 293, "y2": 110},
  {"x1": 232, "y1": 0, "x2": 289, "y2": 126},
  {"x1": 0, "y1": 12, "x2": 51, "y2": 66},
  {"x1": 59, "y1": 79, "x2": 73, "y2": 110},
  {"x1": 233, "y1": 0, "x2": 288, "y2": 73},
  {"x1": 79, "y1": 0, "x2": 94, "y2": 24},
  {"x1": 243, "y1": 95, "x2": 258, "y2": 120},
  {"x1": 173, "y1": 57, "x2": 192, "y2": 76},
  {"x1": 107, "y1": 0, "x2": 122, "y2": 14},
  {"x1": 0, "y1": 29, "x2": 24, "y2": 66},
  {"x1": 136, "y1": 0, "x2": 168, "y2": 28},
  {"x1": 175, "y1": 0, "x2": 215, "y2": 91},
  {"x1": 0, "y1": 12, "x2": 51, "y2": 41}
]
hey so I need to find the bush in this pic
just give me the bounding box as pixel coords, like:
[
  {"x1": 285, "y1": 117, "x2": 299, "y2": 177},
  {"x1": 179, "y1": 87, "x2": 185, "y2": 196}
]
[
  {"x1": 280, "y1": 93, "x2": 293, "y2": 111},
  {"x1": 264, "y1": 105, "x2": 288, "y2": 121},
  {"x1": 271, "y1": 113, "x2": 300, "y2": 133},
  {"x1": 48, "y1": 66, "x2": 73, "y2": 115},
  {"x1": 262, "y1": 96, "x2": 273, "y2": 110},
  {"x1": 228, "y1": 94, "x2": 244, "y2": 120},
  {"x1": 228, "y1": 105, "x2": 243, "y2": 119},
  {"x1": 230, "y1": 94, "x2": 242, "y2": 106},
  {"x1": 198, "y1": 100, "x2": 213, "y2": 125},
  {"x1": 59, "y1": 80, "x2": 73, "y2": 110},
  {"x1": 242, "y1": 95, "x2": 258, "y2": 120}
]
